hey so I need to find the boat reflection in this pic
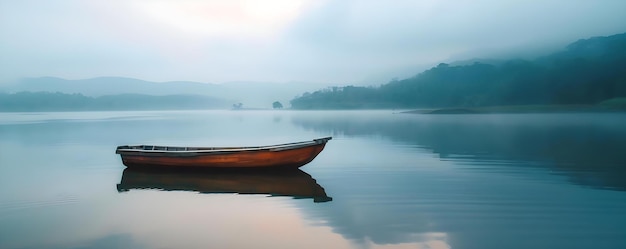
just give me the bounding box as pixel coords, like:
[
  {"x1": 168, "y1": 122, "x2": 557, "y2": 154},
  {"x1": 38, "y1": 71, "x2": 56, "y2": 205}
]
[{"x1": 116, "y1": 168, "x2": 333, "y2": 203}]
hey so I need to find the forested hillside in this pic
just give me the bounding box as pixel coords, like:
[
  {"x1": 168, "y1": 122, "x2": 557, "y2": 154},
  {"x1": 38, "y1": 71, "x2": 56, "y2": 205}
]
[{"x1": 291, "y1": 32, "x2": 626, "y2": 109}]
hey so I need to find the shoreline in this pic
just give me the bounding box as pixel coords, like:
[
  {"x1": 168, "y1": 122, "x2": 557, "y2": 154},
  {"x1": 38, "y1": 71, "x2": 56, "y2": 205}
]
[{"x1": 403, "y1": 105, "x2": 626, "y2": 114}]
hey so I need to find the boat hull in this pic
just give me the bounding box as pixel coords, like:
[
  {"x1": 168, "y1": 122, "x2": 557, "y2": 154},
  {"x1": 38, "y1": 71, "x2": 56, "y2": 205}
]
[{"x1": 116, "y1": 137, "x2": 330, "y2": 169}]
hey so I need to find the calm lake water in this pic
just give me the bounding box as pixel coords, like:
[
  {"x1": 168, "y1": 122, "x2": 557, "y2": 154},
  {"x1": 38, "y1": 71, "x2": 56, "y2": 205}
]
[{"x1": 1, "y1": 110, "x2": 625, "y2": 249}]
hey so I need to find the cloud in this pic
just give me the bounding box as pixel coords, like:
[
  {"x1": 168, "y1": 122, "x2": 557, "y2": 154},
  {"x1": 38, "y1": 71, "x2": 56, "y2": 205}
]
[{"x1": 1, "y1": 0, "x2": 626, "y2": 84}]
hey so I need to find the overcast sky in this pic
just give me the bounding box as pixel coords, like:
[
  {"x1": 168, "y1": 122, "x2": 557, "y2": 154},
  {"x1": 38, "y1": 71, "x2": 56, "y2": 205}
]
[{"x1": 1, "y1": 0, "x2": 626, "y2": 85}]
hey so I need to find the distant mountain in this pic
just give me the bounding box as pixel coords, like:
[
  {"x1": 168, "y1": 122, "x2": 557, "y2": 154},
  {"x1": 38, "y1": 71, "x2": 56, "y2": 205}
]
[
  {"x1": 0, "y1": 92, "x2": 230, "y2": 111},
  {"x1": 0, "y1": 77, "x2": 336, "y2": 108},
  {"x1": 2, "y1": 77, "x2": 218, "y2": 96}
]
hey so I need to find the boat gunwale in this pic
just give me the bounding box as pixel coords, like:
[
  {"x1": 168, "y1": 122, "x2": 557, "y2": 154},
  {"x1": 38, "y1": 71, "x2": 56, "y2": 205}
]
[{"x1": 116, "y1": 137, "x2": 331, "y2": 155}]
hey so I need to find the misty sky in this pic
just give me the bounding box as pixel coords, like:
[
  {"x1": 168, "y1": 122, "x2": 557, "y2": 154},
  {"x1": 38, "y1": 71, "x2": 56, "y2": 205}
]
[{"x1": 1, "y1": 0, "x2": 626, "y2": 85}]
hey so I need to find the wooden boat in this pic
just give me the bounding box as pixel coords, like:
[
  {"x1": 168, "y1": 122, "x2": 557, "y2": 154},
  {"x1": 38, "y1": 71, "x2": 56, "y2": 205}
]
[
  {"x1": 115, "y1": 137, "x2": 331, "y2": 169},
  {"x1": 117, "y1": 168, "x2": 332, "y2": 202}
]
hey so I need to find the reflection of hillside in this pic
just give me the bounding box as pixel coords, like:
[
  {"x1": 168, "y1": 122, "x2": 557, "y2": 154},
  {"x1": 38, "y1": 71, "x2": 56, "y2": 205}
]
[
  {"x1": 117, "y1": 168, "x2": 332, "y2": 203},
  {"x1": 292, "y1": 113, "x2": 626, "y2": 191}
]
